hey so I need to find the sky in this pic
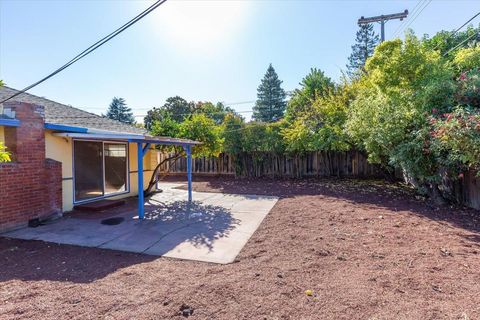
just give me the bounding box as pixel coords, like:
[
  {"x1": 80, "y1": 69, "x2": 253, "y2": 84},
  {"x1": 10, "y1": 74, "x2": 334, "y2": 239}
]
[{"x1": 0, "y1": 0, "x2": 478, "y2": 122}]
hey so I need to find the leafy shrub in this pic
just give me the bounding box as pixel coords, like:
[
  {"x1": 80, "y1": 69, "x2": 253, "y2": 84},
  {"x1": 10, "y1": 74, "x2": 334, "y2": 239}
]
[
  {"x1": 456, "y1": 69, "x2": 480, "y2": 108},
  {"x1": 430, "y1": 107, "x2": 480, "y2": 175},
  {"x1": 453, "y1": 46, "x2": 480, "y2": 72},
  {"x1": 0, "y1": 142, "x2": 10, "y2": 163}
]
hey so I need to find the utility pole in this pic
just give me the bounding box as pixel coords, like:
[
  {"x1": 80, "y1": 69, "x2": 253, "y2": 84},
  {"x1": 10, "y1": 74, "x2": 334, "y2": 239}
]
[{"x1": 358, "y1": 10, "x2": 409, "y2": 42}]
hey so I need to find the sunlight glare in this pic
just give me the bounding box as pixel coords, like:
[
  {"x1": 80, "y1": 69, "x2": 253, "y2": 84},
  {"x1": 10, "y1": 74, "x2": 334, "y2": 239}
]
[{"x1": 153, "y1": 0, "x2": 251, "y2": 54}]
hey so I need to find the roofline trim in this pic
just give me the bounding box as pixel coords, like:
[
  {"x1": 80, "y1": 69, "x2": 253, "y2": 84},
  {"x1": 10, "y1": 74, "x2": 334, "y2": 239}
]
[
  {"x1": 0, "y1": 118, "x2": 20, "y2": 127},
  {"x1": 87, "y1": 128, "x2": 145, "y2": 137},
  {"x1": 51, "y1": 132, "x2": 201, "y2": 146},
  {"x1": 53, "y1": 132, "x2": 146, "y2": 140},
  {"x1": 128, "y1": 138, "x2": 201, "y2": 146},
  {"x1": 45, "y1": 123, "x2": 88, "y2": 133}
]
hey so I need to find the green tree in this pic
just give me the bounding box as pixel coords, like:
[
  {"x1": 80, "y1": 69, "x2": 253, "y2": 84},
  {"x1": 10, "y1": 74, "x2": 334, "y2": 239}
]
[
  {"x1": 286, "y1": 68, "x2": 335, "y2": 120},
  {"x1": 146, "y1": 113, "x2": 224, "y2": 195},
  {"x1": 241, "y1": 121, "x2": 285, "y2": 154},
  {"x1": 222, "y1": 113, "x2": 245, "y2": 155},
  {"x1": 346, "y1": 34, "x2": 455, "y2": 201},
  {"x1": 283, "y1": 81, "x2": 352, "y2": 153},
  {"x1": 105, "y1": 97, "x2": 135, "y2": 124},
  {"x1": 194, "y1": 101, "x2": 235, "y2": 125},
  {"x1": 149, "y1": 115, "x2": 180, "y2": 138},
  {"x1": 178, "y1": 114, "x2": 224, "y2": 158},
  {"x1": 347, "y1": 23, "x2": 379, "y2": 77},
  {"x1": 422, "y1": 25, "x2": 480, "y2": 56},
  {"x1": 144, "y1": 96, "x2": 194, "y2": 130},
  {"x1": 253, "y1": 64, "x2": 287, "y2": 122},
  {"x1": 453, "y1": 46, "x2": 480, "y2": 72}
]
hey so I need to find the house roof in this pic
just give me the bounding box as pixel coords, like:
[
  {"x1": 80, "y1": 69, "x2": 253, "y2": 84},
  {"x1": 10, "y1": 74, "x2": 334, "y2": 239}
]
[
  {"x1": 0, "y1": 86, "x2": 146, "y2": 134},
  {"x1": 53, "y1": 132, "x2": 202, "y2": 146}
]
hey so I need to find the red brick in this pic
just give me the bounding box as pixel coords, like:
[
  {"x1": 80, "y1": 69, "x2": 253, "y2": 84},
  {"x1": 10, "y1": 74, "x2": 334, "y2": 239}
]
[{"x1": 0, "y1": 102, "x2": 62, "y2": 232}]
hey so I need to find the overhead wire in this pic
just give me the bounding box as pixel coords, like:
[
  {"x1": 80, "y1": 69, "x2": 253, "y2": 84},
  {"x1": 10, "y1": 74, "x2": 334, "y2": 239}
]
[
  {"x1": 434, "y1": 11, "x2": 480, "y2": 51},
  {"x1": 0, "y1": 0, "x2": 168, "y2": 104},
  {"x1": 443, "y1": 30, "x2": 480, "y2": 56},
  {"x1": 44, "y1": 110, "x2": 255, "y2": 119},
  {"x1": 452, "y1": 11, "x2": 480, "y2": 35},
  {"x1": 393, "y1": 0, "x2": 432, "y2": 38},
  {"x1": 79, "y1": 99, "x2": 258, "y2": 111},
  {"x1": 392, "y1": 0, "x2": 425, "y2": 38}
]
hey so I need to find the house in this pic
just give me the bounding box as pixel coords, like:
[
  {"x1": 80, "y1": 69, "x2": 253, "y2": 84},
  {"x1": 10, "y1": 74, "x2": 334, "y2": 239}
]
[{"x1": 0, "y1": 86, "x2": 198, "y2": 231}]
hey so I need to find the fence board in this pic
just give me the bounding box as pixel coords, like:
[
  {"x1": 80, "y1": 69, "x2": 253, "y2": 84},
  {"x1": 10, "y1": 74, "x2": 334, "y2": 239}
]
[
  {"x1": 158, "y1": 151, "x2": 385, "y2": 178},
  {"x1": 157, "y1": 151, "x2": 480, "y2": 209}
]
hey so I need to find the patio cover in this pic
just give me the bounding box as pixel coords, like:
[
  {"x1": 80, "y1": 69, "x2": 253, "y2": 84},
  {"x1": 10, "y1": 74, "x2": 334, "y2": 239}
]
[{"x1": 53, "y1": 131, "x2": 201, "y2": 219}]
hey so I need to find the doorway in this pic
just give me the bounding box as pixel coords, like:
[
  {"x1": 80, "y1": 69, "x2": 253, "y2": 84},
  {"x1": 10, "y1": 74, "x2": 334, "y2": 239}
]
[{"x1": 73, "y1": 140, "x2": 128, "y2": 203}]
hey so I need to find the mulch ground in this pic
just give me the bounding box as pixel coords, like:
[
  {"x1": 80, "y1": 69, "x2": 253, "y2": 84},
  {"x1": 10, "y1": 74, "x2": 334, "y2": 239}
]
[{"x1": 2, "y1": 176, "x2": 480, "y2": 320}]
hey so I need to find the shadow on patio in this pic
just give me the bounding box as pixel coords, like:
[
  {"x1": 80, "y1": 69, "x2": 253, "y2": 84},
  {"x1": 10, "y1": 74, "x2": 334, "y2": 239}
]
[
  {"x1": 143, "y1": 199, "x2": 240, "y2": 252},
  {"x1": 0, "y1": 184, "x2": 279, "y2": 283}
]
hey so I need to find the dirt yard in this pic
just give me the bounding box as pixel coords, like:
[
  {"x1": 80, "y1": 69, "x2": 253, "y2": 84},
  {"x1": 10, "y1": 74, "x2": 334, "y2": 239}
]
[{"x1": 1, "y1": 176, "x2": 480, "y2": 320}]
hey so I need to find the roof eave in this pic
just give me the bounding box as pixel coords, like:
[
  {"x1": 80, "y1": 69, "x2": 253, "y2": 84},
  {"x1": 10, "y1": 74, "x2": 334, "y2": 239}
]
[
  {"x1": 52, "y1": 132, "x2": 201, "y2": 146},
  {"x1": 45, "y1": 123, "x2": 88, "y2": 133}
]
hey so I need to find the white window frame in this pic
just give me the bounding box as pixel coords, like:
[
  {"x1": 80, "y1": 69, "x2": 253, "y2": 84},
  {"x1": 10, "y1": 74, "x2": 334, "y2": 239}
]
[{"x1": 72, "y1": 139, "x2": 130, "y2": 204}]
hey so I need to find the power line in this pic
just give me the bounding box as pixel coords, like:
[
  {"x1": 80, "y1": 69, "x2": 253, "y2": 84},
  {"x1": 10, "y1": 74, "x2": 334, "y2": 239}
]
[
  {"x1": 393, "y1": 0, "x2": 432, "y2": 38},
  {"x1": 453, "y1": 11, "x2": 480, "y2": 35},
  {"x1": 434, "y1": 11, "x2": 480, "y2": 51},
  {"x1": 45, "y1": 110, "x2": 256, "y2": 119},
  {"x1": 132, "y1": 110, "x2": 256, "y2": 117},
  {"x1": 358, "y1": 10, "x2": 409, "y2": 42},
  {"x1": 392, "y1": 0, "x2": 425, "y2": 38},
  {"x1": 224, "y1": 100, "x2": 256, "y2": 106},
  {"x1": 401, "y1": 0, "x2": 432, "y2": 31},
  {"x1": 399, "y1": 0, "x2": 432, "y2": 35},
  {"x1": 444, "y1": 31, "x2": 480, "y2": 56},
  {"x1": 0, "y1": 0, "x2": 168, "y2": 104},
  {"x1": 81, "y1": 100, "x2": 258, "y2": 111}
]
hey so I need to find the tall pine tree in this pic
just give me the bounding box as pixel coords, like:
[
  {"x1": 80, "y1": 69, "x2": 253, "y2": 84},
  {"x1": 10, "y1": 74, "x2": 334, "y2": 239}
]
[
  {"x1": 105, "y1": 97, "x2": 135, "y2": 124},
  {"x1": 347, "y1": 23, "x2": 379, "y2": 77},
  {"x1": 253, "y1": 64, "x2": 286, "y2": 122}
]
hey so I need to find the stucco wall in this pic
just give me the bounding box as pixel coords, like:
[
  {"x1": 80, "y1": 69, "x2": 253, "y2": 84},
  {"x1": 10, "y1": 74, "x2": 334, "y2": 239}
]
[
  {"x1": 109, "y1": 143, "x2": 157, "y2": 201},
  {"x1": 44, "y1": 131, "x2": 157, "y2": 212},
  {"x1": 45, "y1": 131, "x2": 73, "y2": 212}
]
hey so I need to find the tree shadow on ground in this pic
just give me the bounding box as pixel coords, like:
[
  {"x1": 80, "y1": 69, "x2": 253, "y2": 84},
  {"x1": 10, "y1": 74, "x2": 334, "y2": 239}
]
[
  {"x1": 0, "y1": 238, "x2": 155, "y2": 284},
  {"x1": 0, "y1": 199, "x2": 239, "y2": 284},
  {"x1": 167, "y1": 175, "x2": 480, "y2": 242},
  {"x1": 143, "y1": 199, "x2": 240, "y2": 251}
]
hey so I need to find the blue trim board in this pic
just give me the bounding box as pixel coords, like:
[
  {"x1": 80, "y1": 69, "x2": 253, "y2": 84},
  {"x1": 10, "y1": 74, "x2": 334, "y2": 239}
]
[
  {"x1": 142, "y1": 143, "x2": 151, "y2": 156},
  {"x1": 128, "y1": 138, "x2": 198, "y2": 146},
  {"x1": 0, "y1": 119, "x2": 20, "y2": 127},
  {"x1": 44, "y1": 123, "x2": 88, "y2": 133},
  {"x1": 185, "y1": 145, "x2": 193, "y2": 202},
  {"x1": 137, "y1": 142, "x2": 145, "y2": 220}
]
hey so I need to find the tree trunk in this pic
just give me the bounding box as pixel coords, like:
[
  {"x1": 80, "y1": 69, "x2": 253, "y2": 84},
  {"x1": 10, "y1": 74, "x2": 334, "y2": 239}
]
[
  {"x1": 144, "y1": 152, "x2": 182, "y2": 197},
  {"x1": 429, "y1": 182, "x2": 446, "y2": 206}
]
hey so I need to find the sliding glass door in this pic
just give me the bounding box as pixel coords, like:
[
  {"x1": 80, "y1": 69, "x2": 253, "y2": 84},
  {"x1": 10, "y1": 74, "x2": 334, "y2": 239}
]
[
  {"x1": 74, "y1": 141, "x2": 103, "y2": 201},
  {"x1": 74, "y1": 140, "x2": 128, "y2": 203},
  {"x1": 104, "y1": 143, "x2": 128, "y2": 195}
]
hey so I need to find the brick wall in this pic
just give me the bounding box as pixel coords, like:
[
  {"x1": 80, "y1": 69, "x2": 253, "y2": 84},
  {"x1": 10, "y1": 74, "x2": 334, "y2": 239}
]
[{"x1": 0, "y1": 102, "x2": 62, "y2": 232}]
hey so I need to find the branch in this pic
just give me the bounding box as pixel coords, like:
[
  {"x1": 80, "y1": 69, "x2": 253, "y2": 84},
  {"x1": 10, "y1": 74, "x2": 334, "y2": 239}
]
[{"x1": 144, "y1": 151, "x2": 183, "y2": 197}]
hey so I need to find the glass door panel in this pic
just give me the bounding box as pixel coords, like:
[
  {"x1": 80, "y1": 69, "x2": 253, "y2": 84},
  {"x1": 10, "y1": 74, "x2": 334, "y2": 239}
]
[
  {"x1": 74, "y1": 141, "x2": 104, "y2": 201},
  {"x1": 104, "y1": 143, "x2": 127, "y2": 195}
]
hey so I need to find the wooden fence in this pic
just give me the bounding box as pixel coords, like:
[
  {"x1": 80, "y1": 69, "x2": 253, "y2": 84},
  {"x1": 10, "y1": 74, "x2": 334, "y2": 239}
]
[
  {"x1": 158, "y1": 152, "x2": 480, "y2": 209},
  {"x1": 158, "y1": 151, "x2": 386, "y2": 178},
  {"x1": 443, "y1": 169, "x2": 480, "y2": 210}
]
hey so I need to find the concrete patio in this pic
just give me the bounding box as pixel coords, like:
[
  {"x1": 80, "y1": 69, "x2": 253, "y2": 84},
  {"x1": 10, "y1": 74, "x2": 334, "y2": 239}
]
[{"x1": 2, "y1": 183, "x2": 278, "y2": 264}]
